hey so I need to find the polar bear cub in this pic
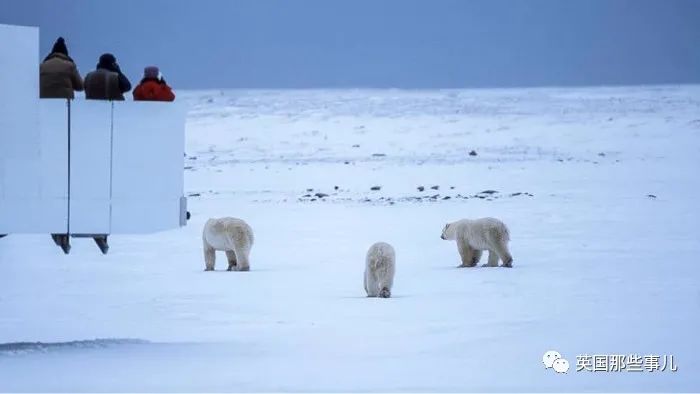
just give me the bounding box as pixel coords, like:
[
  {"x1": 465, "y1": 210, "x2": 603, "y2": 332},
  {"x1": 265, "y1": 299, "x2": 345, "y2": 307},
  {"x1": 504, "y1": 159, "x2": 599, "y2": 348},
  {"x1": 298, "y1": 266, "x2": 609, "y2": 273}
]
[
  {"x1": 441, "y1": 217, "x2": 513, "y2": 268},
  {"x1": 203, "y1": 217, "x2": 254, "y2": 271},
  {"x1": 364, "y1": 242, "x2": 396, "y2": 298}
]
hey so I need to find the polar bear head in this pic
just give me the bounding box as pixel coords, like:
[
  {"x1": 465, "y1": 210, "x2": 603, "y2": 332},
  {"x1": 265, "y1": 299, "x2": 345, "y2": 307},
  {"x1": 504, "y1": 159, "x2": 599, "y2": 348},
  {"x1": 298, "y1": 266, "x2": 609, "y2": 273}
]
[{"x1": 441, "y1": 223, "x2": 457, "y2": 240}]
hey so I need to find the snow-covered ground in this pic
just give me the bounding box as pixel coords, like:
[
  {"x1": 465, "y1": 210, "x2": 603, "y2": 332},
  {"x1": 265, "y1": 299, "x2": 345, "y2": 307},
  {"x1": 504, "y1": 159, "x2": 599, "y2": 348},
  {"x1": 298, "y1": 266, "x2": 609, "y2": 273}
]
[{"x1": 1, "y1": 86, "x2": 699, "y2": 392}]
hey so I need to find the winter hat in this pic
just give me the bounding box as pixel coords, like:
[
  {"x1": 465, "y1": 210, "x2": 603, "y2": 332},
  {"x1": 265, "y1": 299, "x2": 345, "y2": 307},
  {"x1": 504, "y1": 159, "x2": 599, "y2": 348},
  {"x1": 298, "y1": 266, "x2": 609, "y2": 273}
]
[
  {"x1": 98, "y1": 53, "x2": 117, "y2": 68},
  {"x1": 144, "y1": 66, "x2": 160, "y2": 79},
  {"x1": 51, "y1": 37, "x2": 68, "y2": 56}
]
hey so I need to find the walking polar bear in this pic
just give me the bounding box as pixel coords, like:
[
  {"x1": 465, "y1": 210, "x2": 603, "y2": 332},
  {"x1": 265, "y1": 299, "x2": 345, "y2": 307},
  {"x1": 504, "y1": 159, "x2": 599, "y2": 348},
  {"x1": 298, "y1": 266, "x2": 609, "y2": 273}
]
[
  {"x1": 364, "y1": 242, "x2": 396, "y2": 298},
  {"x1": 203, "y1": 217, "x2": 254, "y2": 271},
  {"x1": 441, "y1": 217, "x2": 513, "y2": 268}
]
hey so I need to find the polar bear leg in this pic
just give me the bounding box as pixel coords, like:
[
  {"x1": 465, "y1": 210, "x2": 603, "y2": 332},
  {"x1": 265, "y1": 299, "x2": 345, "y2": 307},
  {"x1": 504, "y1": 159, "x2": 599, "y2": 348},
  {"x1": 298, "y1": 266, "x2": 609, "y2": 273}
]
[
  {"x1": 234, "y1": 249, "x2": 250, "y2": 271},
  {"x1": 365, "y1": 272, "x2": 379, "y2": 297},
  {"x1": 486, "y1": 250, "x2": 500, "y2": 267},
  {"x1": 457, "y1": 236, "x2": 476, "y2": 267},
  {"x1": 233, "y1": 244, "x2": 251, "y2": 271},
  {"x1": 472, "y1": 249, "x2": 483, "y2": 266},
  {"x1": 379, "y1": 287, "x2": 391, "y2": 298},
  {"x1": 225, "y1": 250, "x2": 237, "y2": 271},
  {"x1": 203, "y1": 243, "x2": 216, "y2": 271},
  {"x1": 225, "y1": 231, "x2": 251, "y2": 272},
  {"x1": 495, "y1": 242, "x2": 513, "y2": 267}
]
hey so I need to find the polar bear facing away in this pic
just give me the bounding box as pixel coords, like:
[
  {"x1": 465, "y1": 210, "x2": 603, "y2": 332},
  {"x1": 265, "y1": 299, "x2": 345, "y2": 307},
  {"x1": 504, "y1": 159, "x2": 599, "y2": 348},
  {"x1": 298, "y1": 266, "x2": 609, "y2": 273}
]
[
  {"x1": 441, "y1": 217, "x2": 513, "y2": 268},
  {"x1": 364, "y1": 242, "x2": 396, "y2": 298},
  {"x1": 203, "y1": 217, "x2": 254, "y2": 271}
]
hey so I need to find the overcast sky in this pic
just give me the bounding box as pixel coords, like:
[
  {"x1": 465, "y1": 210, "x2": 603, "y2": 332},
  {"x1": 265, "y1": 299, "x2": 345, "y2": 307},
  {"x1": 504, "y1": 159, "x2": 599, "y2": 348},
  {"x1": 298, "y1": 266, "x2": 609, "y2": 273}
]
[{"x1": 2, "y1": 0, "x2": 699, "y2": 89}]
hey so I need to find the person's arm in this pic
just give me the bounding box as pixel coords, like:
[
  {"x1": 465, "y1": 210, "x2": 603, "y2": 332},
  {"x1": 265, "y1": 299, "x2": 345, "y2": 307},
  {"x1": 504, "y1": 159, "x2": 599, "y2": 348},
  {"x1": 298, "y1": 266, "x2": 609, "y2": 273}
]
[
  {"x1": 132, "y1": 84, "x2": 142, "y2": 101},
  {"x1": 71, "y1": 65, "x2": 84, "y2": 92},
  {"x1": 118, "y1": 73, "x2": 132, "y2": 93},
  {"x1": 162, "y1": 83, "x2": 175, "y2": 101},
  {"x1": 113, "y1": 63, "x2": 132, "y2": 93}
]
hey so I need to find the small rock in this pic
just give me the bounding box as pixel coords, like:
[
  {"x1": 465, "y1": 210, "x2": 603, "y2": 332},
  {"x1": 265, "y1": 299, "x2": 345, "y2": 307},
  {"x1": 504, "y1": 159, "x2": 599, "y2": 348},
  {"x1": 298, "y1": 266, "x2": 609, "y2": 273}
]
[
  {"x1": 442, "y1": 196, "x2": 451, "y2": 200},
  {"x1": 598, "y1": 152, "x2": 606, "y2": 157},
  {"x1": 188, "y1": 193, "x2": 201, "y2": 197},
  {"x1": 370, "y1": 186, "x2": 382, "y2": 191},
  {"x1": 344, "y1": 161, "x2": 350, "y2": 165},
  {"x1": 431, "y1": 194, "x2": 439, "y2": 199},
  {"x1": 315, "y1": 193, "x2": 329, "y2": 198},
  {"x1": 310, "y1": 198, "x2": 317, "y2": 202},
  {"x1": 302, "y1": 194, "x2": 311, "y2": 198},
  {"x1": 481, "y1": 190, "x2": 498, "y2": 195},
  {"x1": 647, "y1": 194, "x2": 657, "y2": 199},
  {"x1": 469, "y1": 150, "x2": 478, "y2": 156},
  {"x1": 188, "y1": 156, "x2": 197, "y2": 160},
  {"x1": 372, "y1": 153, "x2": 387, "y2": 157},
  {"x1": 352, "y1": 144, "x2": 360, "y2": 148},
  {"x1": 510, "y1": 192, "x2": 522, "y2": 197},
  {"x1": 334, "y1": 186, "x2": 339, "y2": 190},
  {"x1": 306, "y1": 188, "x2": 314, "y2": 192},
  {"x1": 417, "y1": 186, "x2": 425, "y2": 192},
  {"x1": 450, "y1": 186, "x2": 455, "y2": 190},
  {"x1": 430, "y1": 185, "x2": 439, "y2": 190}
]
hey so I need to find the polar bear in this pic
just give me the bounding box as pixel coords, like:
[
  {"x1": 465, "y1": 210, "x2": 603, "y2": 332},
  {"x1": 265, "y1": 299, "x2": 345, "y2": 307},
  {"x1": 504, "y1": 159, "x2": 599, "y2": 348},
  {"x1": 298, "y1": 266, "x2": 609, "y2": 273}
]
[
  {"x1": 364, "y1": 242, "x2": 396, "y2": 298},
  {"x1": 202, "y1": 217, "x2": 254, "y2": 271},
  {"x1": 441, "y1": 217, "x2": 513, "y2": 268}
]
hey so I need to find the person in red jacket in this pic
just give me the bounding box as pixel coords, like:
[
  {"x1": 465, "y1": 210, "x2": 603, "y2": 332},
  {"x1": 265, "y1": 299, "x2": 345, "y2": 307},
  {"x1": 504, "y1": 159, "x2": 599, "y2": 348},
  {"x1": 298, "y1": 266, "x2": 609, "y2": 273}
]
[{"x1": 133, "y1": 66, "x2": 175, "y2": 101}]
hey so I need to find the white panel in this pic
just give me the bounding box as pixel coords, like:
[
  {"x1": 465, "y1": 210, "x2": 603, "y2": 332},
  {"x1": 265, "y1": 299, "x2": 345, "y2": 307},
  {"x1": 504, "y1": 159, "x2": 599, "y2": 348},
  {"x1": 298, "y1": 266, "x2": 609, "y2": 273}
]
[
  {"x1": 0, "y1": 101, "x2": 69, "y2": 234},
  {"x1": 69, "y1": 100, "x2": 112, "y2": 234},
  {"x1": 37, "y1": 100, "x2": 70, "y2": 232},
  {"x1": 110, "y1": 102, "x2": 186, "y2": 233},
  {"x1": 0, "y1": 24, "x2": 39, "y2": 159},
  {"x1": 0, "y1": 25, "x2": 67, "y2": 234}
]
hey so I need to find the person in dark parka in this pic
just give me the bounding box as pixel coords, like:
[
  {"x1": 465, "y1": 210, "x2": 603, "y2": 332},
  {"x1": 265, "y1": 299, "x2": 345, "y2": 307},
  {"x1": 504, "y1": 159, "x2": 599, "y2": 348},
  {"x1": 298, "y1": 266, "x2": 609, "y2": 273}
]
[
  {"x1": 40, "y1": 37, "x2": 84, "y2": 99},
  {"x1": 83, "y1": 53, "x2": 132, "y2": 100}
]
